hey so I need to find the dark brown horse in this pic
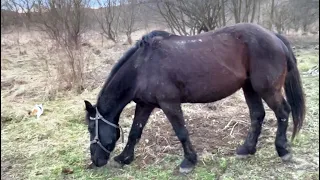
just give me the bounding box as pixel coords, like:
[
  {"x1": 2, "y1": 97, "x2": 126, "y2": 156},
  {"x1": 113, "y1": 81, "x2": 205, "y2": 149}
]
[{"x1": 84, "y1": 23, "x2": 305, "y2": 173}]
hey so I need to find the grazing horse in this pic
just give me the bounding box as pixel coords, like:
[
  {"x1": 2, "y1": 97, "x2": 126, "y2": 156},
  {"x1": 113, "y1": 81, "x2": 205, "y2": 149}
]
[{"x1": 84, "y1": 23, "x2": 305, "y2": 173}]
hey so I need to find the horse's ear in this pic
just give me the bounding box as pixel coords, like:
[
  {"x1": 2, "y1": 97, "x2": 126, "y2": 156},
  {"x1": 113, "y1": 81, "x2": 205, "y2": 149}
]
[{"x1": 84, "y1": 100, "x2": 95, "y2": 114}]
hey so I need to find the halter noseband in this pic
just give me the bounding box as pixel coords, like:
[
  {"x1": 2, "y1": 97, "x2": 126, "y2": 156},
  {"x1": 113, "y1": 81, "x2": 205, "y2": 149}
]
[{"x1": 89, "y1": 107, "x2": 124, "y2": 154}]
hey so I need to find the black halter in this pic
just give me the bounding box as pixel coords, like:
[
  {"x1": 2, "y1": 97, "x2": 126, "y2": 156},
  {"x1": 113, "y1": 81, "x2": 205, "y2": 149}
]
[{"x1": 89, "y1": 107, "x2": 124, "y2": 153}]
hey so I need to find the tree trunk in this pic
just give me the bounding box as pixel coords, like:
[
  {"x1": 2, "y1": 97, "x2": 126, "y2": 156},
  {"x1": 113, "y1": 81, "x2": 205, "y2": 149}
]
[
  {"x1": 238, "y1": 0, "x2": 242, "y2": 23},
  {"x1": 303, "y1": 23, "x2": 308, "y2": 32},
  {"x1": 127, "y1": 32, "x2": 132, "y2": 45},
  {"x1": 221, "y1": 0, "x2": 226, "y2": 26},
  {"x1": 232, "y1": 0, "x2": 241, "y2": 23},
  {"x1": 242, "y1": 0, "x2": 250, "y2": 22},
  {"x1": 218, "y1": 12, "x2": 222, "y2": 27},
  {"x1": 250, "y1": 0, "x2": 256, "y2": 23},
  {"x1": 269, "y1": 0, "x2": 275, "y2": 30},
  {"x1": 257, "y1": 0, "x2": 261, "y2": 24}
]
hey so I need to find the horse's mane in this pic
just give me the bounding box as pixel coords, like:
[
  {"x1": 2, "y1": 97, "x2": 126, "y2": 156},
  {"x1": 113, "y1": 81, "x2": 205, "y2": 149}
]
[
  {"x1": 139, "y1": 30, "x2": 172, "y2": 47},
  {"x1": 104, "y1": 30, "x2": 172, "y2": 85}
]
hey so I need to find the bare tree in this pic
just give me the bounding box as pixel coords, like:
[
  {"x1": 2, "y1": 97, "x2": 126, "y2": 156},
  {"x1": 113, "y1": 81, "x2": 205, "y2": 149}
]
[
  {"x1": 2, "y1": 0, "x2": 23, "y2": 29},
  {"x1": 241, "y1": 0, "x2": 250, "y2": 22},
  {"x1": 119, "y1": 0, "x2": 138, "y2": 44},
  {"x1": 157, "y1": 1, "x2": 189, "y2": 35},
  {"x1": 269, "y1": 0, "x2": 275, "y2": 29},
  {"x1": 33, "y1": 0, "x2": 90, "y2": 92},
  {"x1": 289, "y1": 0, "x2": 319, "y2": 32},
  {"x1": 220, "y1": 0, "x2": 226, "y2": 26},
  {"x1": 273, "y1": 1, "x2": 290, "y2": 34},
  {"x1": 250, "y1": 0, "x2": 256, "y2": 23},
  {"x1": 230, "y1": 0, "x2": 241, "y2": 23},
  {"x1": 1, "y1": 0, "x2": 34, "y2": 29},
  {"x1": 95, "y1": 0, "x2": 120, "y2": 42},
  {"x1": 13, "y1": 0, "x2": 35, "y2": 21},
  {"x1": 257, "y1": 0, "x2": 261, "y2": 24},
  {"x1": 2, "y1": 0, "x2": 24, "y2": 53},
  {"x1": 1, "y1": 1, "x2": 12, "y2": 34},
  {"x1": 228, "y1": 0, "x2": 256, "y2": 24},
  {"x1": 34, "y1": 0, "x2": 88, "y2": 49},
  {"x1": 157, "y1": 0, "x2": 221, "y2": 35}
]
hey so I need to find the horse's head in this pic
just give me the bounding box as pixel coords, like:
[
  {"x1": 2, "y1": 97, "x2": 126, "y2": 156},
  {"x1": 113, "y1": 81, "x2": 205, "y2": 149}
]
[{"x1": 84, "y1": 100, "x2": 120, "y2": 167}]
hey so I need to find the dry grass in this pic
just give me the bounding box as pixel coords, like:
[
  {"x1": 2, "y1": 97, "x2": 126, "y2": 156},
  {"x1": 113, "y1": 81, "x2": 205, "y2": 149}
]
[{"x1": 1, "y1": 30, "x2": 319, "y2": 180}]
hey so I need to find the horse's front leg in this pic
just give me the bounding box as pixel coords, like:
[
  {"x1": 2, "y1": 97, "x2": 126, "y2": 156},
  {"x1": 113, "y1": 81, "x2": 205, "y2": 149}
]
[
  {"x1": 113, "y1": 103, "x2": 154, "y2": 165},
  {"x1": 159, "y1": 101, "x2": 198, "y2": 174}
]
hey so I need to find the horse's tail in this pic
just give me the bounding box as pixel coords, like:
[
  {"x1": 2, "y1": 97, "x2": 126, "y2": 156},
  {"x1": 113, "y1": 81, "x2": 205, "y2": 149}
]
[
  {"x1": 277, "y1": 33, "x2": 306, "y2": 141},
  {"x1": 275, "y1": 33, "x2": 297, "y2": 64}
]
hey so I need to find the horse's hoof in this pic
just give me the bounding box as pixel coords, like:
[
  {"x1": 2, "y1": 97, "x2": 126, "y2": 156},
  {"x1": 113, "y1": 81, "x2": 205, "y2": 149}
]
[
  {"x1": 109, "y1": 159, "x2": 124, "y2": 168},
  {"x1": 280, "y1": 153, "x2": 293, "y2": 162},
  {"x1": 236, "y1": 145, "x2": 256, "y2": 158},
  {"x1": 179, "y1": 158, "x2": 196, "y2": 174},
  {"x1": 113, "y1": 155, "x2": 134, "y2": 165},
  {"x1": 235, "y1": 154, "x2": 250, "y2": 159},
  {"x1": 179, "y1": 167, "x2": 194, "y2": 174}
]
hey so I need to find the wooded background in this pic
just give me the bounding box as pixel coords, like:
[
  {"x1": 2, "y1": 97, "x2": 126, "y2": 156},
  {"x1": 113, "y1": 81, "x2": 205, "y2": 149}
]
[{"x1": 1, "y1": 0, "x2": 319, "y2": 91}]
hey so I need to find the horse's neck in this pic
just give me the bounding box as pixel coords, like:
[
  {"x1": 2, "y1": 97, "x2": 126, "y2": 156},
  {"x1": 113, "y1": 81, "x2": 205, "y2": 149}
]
[{"x1": 97, "y1": 65, "x2": 136, "y2": 120}]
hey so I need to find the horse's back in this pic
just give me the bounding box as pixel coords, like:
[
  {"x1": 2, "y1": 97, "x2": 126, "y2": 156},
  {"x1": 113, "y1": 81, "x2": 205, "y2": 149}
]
[
  {"x1": 136, "y1": 27, "x2": 250, "y2": 103},
  {"x1": 135, "y1": 23, "x2": 288, "y2": 103}
]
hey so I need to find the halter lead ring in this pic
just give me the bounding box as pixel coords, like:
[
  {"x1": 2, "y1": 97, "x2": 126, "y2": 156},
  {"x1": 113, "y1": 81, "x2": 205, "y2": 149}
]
[{"x1": 89, "y1": 107, "x2": 124, "y2": 154}]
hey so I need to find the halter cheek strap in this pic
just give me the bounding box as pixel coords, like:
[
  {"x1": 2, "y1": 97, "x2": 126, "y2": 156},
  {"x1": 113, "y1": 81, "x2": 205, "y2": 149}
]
[{"x1": 89, "y1": 107, "x2": 124, "y2": 154}]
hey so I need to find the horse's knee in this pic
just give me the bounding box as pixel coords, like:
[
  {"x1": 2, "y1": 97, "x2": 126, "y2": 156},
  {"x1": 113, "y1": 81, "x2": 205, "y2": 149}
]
[
  {"x1": 249, "y1": 110, "x2": 265, "y2": 133},
  {"x1": 250, "y1": 110, "x2": 265, "y2": 121},
  {"x1": 282, "y1": 100, "x2": 291, "y2": 115},
  {"x1": 175, "y1": 129, "x2": 189, "y2": 142},
  {"x1": 128, "y1": 130, "x2": 142, "y2": 141},
  {"x1": 275, "y1": 139, "x2": 285, "y2": 148}
]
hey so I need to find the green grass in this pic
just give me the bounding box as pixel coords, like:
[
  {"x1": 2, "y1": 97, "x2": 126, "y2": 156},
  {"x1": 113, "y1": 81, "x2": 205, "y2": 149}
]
[
  {"x1": 1, "y1": 48, "x2": 319, "y2": 180},
  {"x1": 296, "y1": 49, "x2": 319, "y2": 72}
]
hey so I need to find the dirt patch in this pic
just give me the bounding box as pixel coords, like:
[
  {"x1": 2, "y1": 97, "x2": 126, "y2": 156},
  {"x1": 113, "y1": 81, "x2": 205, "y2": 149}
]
[
  {"x1": 144, "y1": 109, "x2": 247, "y2": 153},
  {"x1": 118, "y1": 94, "x2": 279, "y2": 169},
  {"x1": 114, "y1": 87, "x2": 290, "y2": 170}
]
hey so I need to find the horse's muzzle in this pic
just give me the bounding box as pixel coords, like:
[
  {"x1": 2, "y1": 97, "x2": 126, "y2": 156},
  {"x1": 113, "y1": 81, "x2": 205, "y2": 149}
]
[{"x1": 91, "y1": 156, "x2": 109, "y2": 167}]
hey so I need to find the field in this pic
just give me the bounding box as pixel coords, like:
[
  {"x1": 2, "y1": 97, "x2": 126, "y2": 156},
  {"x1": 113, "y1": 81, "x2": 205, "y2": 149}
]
[{"x1": 1, "y1": 30, "x2": 319, "y2": 180}]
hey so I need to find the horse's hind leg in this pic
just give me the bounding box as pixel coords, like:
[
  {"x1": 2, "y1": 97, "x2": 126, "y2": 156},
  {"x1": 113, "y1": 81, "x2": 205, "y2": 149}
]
[
  {"x1": 159, "y1": 101, "x2": 197, "y2": 174},
  {"x1": 236, "y1": 80, "x2": 265, "y2": 158},
  {"x1": 261, "y1": 90, "x2": 292, "y2": 161}
]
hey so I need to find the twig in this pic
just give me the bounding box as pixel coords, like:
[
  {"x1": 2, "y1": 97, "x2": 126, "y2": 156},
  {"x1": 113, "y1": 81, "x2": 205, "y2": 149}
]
[
  {"x1": 223, "y1": 118, "x2": 235, "y2": 130},
  {"x1": 230, "y1": 122, "x2": 238, "y2": 137}
]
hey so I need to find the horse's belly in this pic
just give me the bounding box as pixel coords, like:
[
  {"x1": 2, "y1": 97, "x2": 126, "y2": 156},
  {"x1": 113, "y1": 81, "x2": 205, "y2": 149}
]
[{"x1": 182, "y1": 71, "x2": 246, "y2": 103}]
